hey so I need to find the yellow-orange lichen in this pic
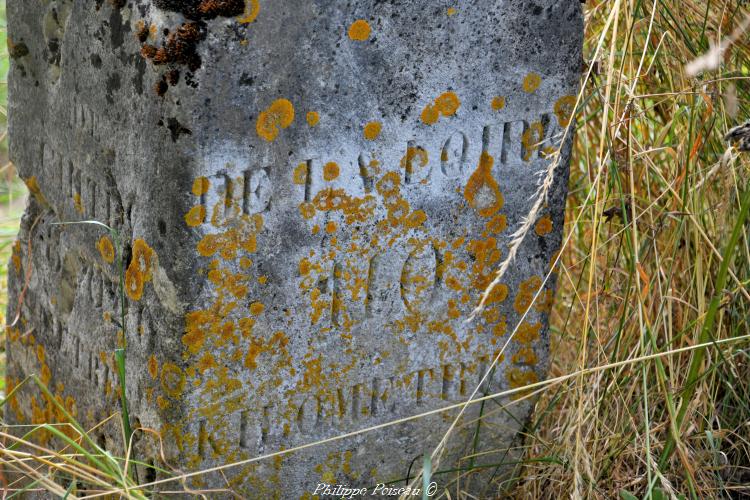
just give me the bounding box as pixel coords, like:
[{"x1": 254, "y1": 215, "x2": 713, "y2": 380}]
[
  {"x1": 96, "y1": 236, "x2": 116, "y2": 264},
  {"x1": 523, "y1": 73, "x2": 542, "y2": 93},
  {"x1": 514, "y1": 276, "x2": 543, "y2": 314},
  {"x1": 485, "y1": 214, "x2": 507, "y2": 234},
  {"x1": 161, "y1": 363, "x2": 185, "y2": 398},
  {"x1": 447, "y1": 7, "x2": 457, "y2": 16},
  {"x1": 512, "y1": 347, "x2": 538, "y2": 366},
  {"x1": 348, "y1": 19, "x2": 371, "y2": 41},
  {"x1": 363, "y1": 121, "x2": 382, "y2": 141},
  {"x1": 506, "y1": 368, "x2": 538, "y2": 399},
  {"x1": 306, "y1": 111, "x2": 320, "y2": 127},
  {"x1": 292, "y1": 161, "x2": 307, "y2": 186},
  {"x1": 73, "y1": 193, "x2": 83, "y2": 213},
  {"x1": 256, "y1": 98, "x2": 295, "y2": 142},
  {"x1": 125, "y1": 239, "x2": 155, "y2": 301},
  {"x1": 535, "y1": 215, "x2": 553, "y2": 236},
  {"x1": 325, "y1": 221, "x2": 337, "y2": 234},
  {"x1": 249, "y1": 302, "x2": 265, "y2": 316},
  {"x1": 521, "y1": 121, "x2": 545, "y2": 161},
  {"x1": 435, "y1": 92, "x2": 460, "y2": 116},
  {"x1": 148, "y1": 355, "x2": 158, "y2": 379},
  {"x1": 323, "y1": 162, "x2": 340, "y2": 181},
  {"x1": 491, "y1": 96, "x2": 506, "y2": 110},
  {"x1": 244, "y1": 342, "x2": 262, "y2": 369},
  {"x1": 11, "y1": 240, "x2": 21, "y2": 274},
  {"x1": 192, "y1": 177, "x2": 210, "y2": 196},
  {"x1": 516, "y1": 321, "x2": 541, "y2": 345},
  {"x1": 554, "y1": 95, "x2": 576, "y2": 127},
  {"x1": 464, "y1": 152, "x2": 503, "y2": 218},
  {"x1": 237, "y1": 0, "x2": 260, "y2": 24},
  {"x1": 421, "y1": 91, "x2": 461, "y2": 125},
  {"x1": 185, "y1": 205, "x2": 206, "y2": 227}
]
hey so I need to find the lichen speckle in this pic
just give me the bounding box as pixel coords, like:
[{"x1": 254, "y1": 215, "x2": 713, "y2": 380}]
[
  {"x1": 535, "y1": 215, "x2": 553, "y2": 236},
  {"x1": 491, "y1": 96, "x2": 506, "y2": 111},
  {"x1": 348, "y1": 20, "x2": 372, "y2": 41},
  {"x1": 256, "y1": 99, "x2": 295, "y2": 142},
  {"x1": 323, "y1": 162, "x2": 340, "y2": 181},
  {"x1": 306, "y1": 111, "x2": 320, "y2": 127},
  {"x1": 554, "y1": 95, "x2": 577, "y2": 127},
  {"x1": 96, "y1": 236, "x2": 116, "y2": 264},
  {"x1": 237, "y1": 0, "x2": 260, "y2": 23},
  {"x1": 363, "y1": 121, "x2": 382, "y2": 141},
  {"x1": 421, "y1": 91, "x2": 461, "y2": 125},
  {"x1": 523, "y1": 72, "x2": 542, "y2": 93}
]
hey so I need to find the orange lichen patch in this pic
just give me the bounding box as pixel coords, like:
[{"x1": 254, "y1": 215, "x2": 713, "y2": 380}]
[
  {"x1": 96, "y1": 236, "x2": 116, "y2": 264},
  {"x1": 323, "y1": 162, "x2": 340, "y2": 181},
  {"x1": 512, "y1": 347, "x2": 538, "y2": 366},
  {"x1": 348, "y1": 19, "x2": 371, "y2": 41},
  {"x1": 256, "y1": 98, "x2": 295, "y2": 142},
  {"x1": 73, "y1": 193, "x2": 83, "y2": 213},
  {"x1": 436, "y1": 92, "x2": 461, "y2": 116},
  {"x1": 196, "y1": 214, "x2": 264, "y2": 258},
  {"x1": 485, "y1": 214, "x2": 507, "y2": 234},
  {"x1": 24, "y1": 176, "x2": 49, "y2": 205},
  {"x1": 299, "y1": 258, "x2": 312, "y2": 276},
  {"x1": 363, "y1": 121, "x2": 382, "y2": 141},
  {"x1": 249, "y1": 302, "x2": 265, "y2": 316},
  {"x1": 148, "y1": 355, "x2": 158, "y2": 379},
  {"x1": 404, "y1": 210, "x2": 427, "y2": 229},
  {"x1": 208, "y1": 268, "x2": 249, "y2": 299},
  {"x1": 125, "y1": 239, "x2": 155, "y2": 301},
  {"x1": 514, "y1": 276, "x2": 543, "y2": 315},
  {"x1": 400, "y1": 147, "x2": 429, "y2": 178},
  {"x1": 554, "y1": 95, "x2": 576, "y2": 127},
  {"x1": 183, "y1": 310, "x2": 214, "y2": 354},
  {"x1": 125, "y1": 266, "x2": 145, "y2": 301},
  {"x1": 516, "y1": 321, "x2": 541, "y2": 345},
  {"x1": 161, "y1": 363, "x2": 186, "y2": 398},
  {"x1": 521, "y1": 121, "x2": 545, "y2": 161},
  {"x1": 237, "y1": 0, "x2": 260, "y2": 23},
  {"x1": 447, "y1": 7, "x2": 457, "y2": 16},
  {"x1": 523, "y1": 72, "x2": 542, "y2": 93},
  {"x1": 197, "y1": 352, "x2": 218, "y2": 374},
  {"x1": 306, "y1": 111, "x2": 320, "y2": 127},
  {"x1": 535, "y1": 215, "x2": 553, "y2": 236},
  {"x1": 192, "y1": 177, "x2": 210, "y2": 196},
  {"x1": 325, "y1": 221, "x2": 337, "y2": 234},
  {"x1": 421, "y1": 104, "x2": 440, "y2": 125},
  {"x1": 11, "y1": 240, "x2": 21, "y2": 274},
  {"x1": 185, "y1": 205, "x2": 206, "y2": 227},
  {"x1": 299, "y1": 202, "x2": 316, "y2": 219},
  {"x1": 244, "y1": 342, "x2": 262, "y2": 369},
  {"x1": 491, "y1": 96, "x2": 506, "y2": 111},
  {"x1": 484, "y1": 283, "x2": 509, "y2": 304},
  {"x1": 492, "y1": 316, "x2": 508, "y2": 338},
  {"x1": 534, "y1": 289, "x2": 555, "y2": 314},
  {"x1": 464, "y1": 152, "x2": 503, "y2": 218},
  {"x1": 421, "y1": 91, "x2": 461, "y2": 125},
  {"x1": 507, "y1": 368, "x2": 538, "y2": 399}
]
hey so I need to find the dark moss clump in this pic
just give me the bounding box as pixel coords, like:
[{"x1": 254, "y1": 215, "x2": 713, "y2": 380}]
[
  {"x1": 153, "y1": 0, "x2": 245, "y2": 20},
  {"x1": 142, "y1": 22, "x2": 205, "y2": 72},
  {"x1": 143, "y1": 0, "x2": 245, "y2": 96}
]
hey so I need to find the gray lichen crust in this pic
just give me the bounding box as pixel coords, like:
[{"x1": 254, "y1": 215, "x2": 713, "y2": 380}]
[{"x1": 6, "y1": 0, "x2": 582, "y2": 496}]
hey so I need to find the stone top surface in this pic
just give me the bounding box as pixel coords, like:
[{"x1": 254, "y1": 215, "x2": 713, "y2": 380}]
[{"x1": 7, "y1": 0, "x2": 582, "y2": 496}]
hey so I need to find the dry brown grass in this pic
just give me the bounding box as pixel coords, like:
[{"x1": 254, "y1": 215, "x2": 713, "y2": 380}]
[{"x1": 510, "y1": 0, "x2": 750, "y2": 498}]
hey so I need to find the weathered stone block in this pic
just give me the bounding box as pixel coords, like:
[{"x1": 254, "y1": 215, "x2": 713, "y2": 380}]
[{"x1": 7, "y1": 0, "x2": 582, "y2": 496}]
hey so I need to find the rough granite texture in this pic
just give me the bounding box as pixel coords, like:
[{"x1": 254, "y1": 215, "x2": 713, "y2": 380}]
[{"x1": 6, "y1": 0, "x2": 582, "y2": 497}]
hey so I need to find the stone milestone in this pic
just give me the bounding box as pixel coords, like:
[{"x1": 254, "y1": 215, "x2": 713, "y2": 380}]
[{"x1": 6, "y1": 0, "x2": 582, "y2": 497}]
